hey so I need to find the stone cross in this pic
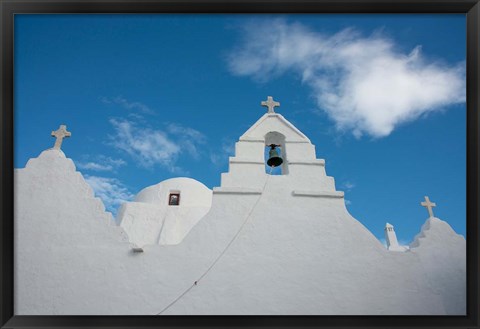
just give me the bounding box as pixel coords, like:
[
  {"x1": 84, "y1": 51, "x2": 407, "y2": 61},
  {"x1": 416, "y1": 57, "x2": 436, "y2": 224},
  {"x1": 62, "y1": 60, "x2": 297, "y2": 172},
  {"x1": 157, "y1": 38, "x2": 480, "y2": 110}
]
[
  {"x1": 51, "y1": 125, "x2": 71, "y2": 150},
  {"x1": 261, "y1": 96, "x2": 280, "y2": 113},
  {"x1": 421, "y1": 196, "x2": 436, "y2": 218}
]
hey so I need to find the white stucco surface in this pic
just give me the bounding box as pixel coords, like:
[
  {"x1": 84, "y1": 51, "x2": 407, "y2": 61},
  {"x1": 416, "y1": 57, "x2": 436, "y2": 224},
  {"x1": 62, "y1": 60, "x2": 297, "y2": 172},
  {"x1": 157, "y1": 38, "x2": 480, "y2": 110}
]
[
  {"x1": 409, "y1": 217, "x2": 466, "y2": 314},
  {"x1": 118, "y1": 177, "x2": 212, "y2": 246},
  {"x1": 14, "y1": 113, "x2": 466, "y2": 315}
]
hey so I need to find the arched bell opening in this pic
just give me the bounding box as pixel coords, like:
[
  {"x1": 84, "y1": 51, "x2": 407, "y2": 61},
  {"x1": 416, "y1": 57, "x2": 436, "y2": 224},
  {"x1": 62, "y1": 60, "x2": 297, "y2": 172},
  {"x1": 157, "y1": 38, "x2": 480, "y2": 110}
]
[{"x1": 264, "y1": 131, "x2": 288, "y2": 175}]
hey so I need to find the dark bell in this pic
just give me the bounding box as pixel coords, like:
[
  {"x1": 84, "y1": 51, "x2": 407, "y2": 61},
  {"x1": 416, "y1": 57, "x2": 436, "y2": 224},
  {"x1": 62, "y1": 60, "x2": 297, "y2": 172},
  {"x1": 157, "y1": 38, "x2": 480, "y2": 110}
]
[
  {"x1": 267, "y1": 156, "x2": 283, "y2": 167},
  {"x1": 267, "y1": 146, "x2": 283, "y2": 167}
]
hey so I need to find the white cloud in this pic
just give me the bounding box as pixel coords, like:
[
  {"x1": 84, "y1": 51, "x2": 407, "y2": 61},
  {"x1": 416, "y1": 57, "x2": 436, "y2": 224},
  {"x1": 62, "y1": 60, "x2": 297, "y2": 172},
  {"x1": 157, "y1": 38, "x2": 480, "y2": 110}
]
[
  {"x1": 77, "y1": 156, "x2": 126, "y2": 172},
  {"x1": 166, "y1": 123, "x2": 206, "y2": 159},
  {"x1": 101, "y1": 96, "x2": 154, "y2": 115},
  {"x1": 342, "y1": 181, "x2": 355, "y2": 191},
  {"x1": 84, "y1": 175, "x2": 134, "y2": 214},
  {"x1": 109, "y1": 118, "x2": 180, "y2": 170},
  {"x1": 227, "y1": 20, "x2": 465, "y2": 138},
  {"x1": 108, "y1": 118, "x2": 206, "y2": 172}
]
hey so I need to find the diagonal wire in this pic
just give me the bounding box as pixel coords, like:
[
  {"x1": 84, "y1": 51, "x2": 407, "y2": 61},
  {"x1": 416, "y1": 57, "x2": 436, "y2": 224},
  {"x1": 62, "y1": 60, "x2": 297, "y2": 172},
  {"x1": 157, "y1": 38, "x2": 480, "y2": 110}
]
[{"x1": 156, "y1": 165, "x2": 275, "y2": 315}]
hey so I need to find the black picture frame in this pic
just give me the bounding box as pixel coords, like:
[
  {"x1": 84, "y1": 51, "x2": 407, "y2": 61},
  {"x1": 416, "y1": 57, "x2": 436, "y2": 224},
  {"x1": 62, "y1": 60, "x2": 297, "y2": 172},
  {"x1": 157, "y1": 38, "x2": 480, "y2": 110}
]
[{"x1": 1, "y1": 1, "x2": 478, "y2": 328}]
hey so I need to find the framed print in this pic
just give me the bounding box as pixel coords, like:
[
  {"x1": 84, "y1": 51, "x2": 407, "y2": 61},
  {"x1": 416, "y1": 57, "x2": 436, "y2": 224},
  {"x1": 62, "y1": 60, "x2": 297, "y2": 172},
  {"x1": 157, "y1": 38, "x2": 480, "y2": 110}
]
[{"x1": 1, "y1": 1, "x2": 479, "y2": 328}]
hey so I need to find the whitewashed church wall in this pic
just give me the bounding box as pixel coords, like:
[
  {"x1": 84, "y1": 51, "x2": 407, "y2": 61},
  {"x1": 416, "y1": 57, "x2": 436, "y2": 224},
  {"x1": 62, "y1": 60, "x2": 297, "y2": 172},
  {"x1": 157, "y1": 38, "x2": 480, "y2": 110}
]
[
  {"x1": 14, "y1": 107, "x2": 466, "y2": 315},
  {"x1": 286, "y1": 165, "x2": 332, "y2": 188},
  {"x1": 221, "y1": 164, "x2": 267, "y2": 189},
  {"x1": 118, "y1": 202, "x2": 164, "y2": 246},
  {"x1": 282, "y1": 142, "x2": 317, "y2": 161},
  {"x1": 14, "y1": 148, "x2": 466, "y2": 315},
  {"x1": 221, "y1": 162, "x2": 336, "y2": 193},
  {"x1": 158, "y1": 206, "x2": 213, "y2": 245},
  {"x1": 240, "y1": 114, "x2": 310, "y2": 143},
  {"x1": 234, "y1": 141, "x2": 265, "y2": 160},
  {"x1": 409, "y1": 217, "x2": 466, "y2": 315}
]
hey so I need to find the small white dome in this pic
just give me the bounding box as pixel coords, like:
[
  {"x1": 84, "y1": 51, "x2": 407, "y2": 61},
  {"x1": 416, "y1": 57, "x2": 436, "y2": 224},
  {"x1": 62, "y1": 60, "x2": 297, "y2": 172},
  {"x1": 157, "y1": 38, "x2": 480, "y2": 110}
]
[{"x1": 135, "y1": 177, "x2": 212, "y2": 208}]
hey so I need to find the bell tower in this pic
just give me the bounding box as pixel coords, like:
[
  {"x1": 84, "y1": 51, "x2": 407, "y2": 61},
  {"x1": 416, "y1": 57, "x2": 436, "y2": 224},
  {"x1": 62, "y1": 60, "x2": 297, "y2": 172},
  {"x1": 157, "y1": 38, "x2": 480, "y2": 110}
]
[{"x1": 217, "y1": 96, "x2": 341, "y2": 197}]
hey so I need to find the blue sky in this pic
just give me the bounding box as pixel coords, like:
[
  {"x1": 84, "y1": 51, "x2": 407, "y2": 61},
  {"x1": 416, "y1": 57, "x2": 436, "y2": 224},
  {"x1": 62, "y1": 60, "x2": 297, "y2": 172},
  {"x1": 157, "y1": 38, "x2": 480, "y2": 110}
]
[{"x1": 14, "y1": 14, "x2": 466, "y2": 245}]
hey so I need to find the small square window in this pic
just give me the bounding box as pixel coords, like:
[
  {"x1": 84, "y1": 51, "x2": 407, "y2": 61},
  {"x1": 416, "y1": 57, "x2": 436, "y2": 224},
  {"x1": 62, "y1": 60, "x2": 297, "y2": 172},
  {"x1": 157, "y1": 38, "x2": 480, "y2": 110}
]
[{"x1": 168, "y1": 193, "x2": 180, "y2": 206}]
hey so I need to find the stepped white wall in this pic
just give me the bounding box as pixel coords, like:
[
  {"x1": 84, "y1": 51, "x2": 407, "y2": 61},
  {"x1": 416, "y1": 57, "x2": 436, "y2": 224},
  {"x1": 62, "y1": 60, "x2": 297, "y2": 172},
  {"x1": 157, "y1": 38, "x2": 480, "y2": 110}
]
[{"x1": 13, "y1": 112, "x2": 466, "y2": 315}]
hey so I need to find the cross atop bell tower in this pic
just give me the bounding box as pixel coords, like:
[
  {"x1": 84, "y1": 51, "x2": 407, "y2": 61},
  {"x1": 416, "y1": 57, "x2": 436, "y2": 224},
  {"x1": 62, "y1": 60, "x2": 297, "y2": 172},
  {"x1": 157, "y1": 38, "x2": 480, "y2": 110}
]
[{"x1": 261, "y1": 96, "x2": 280, "y2": 113}]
